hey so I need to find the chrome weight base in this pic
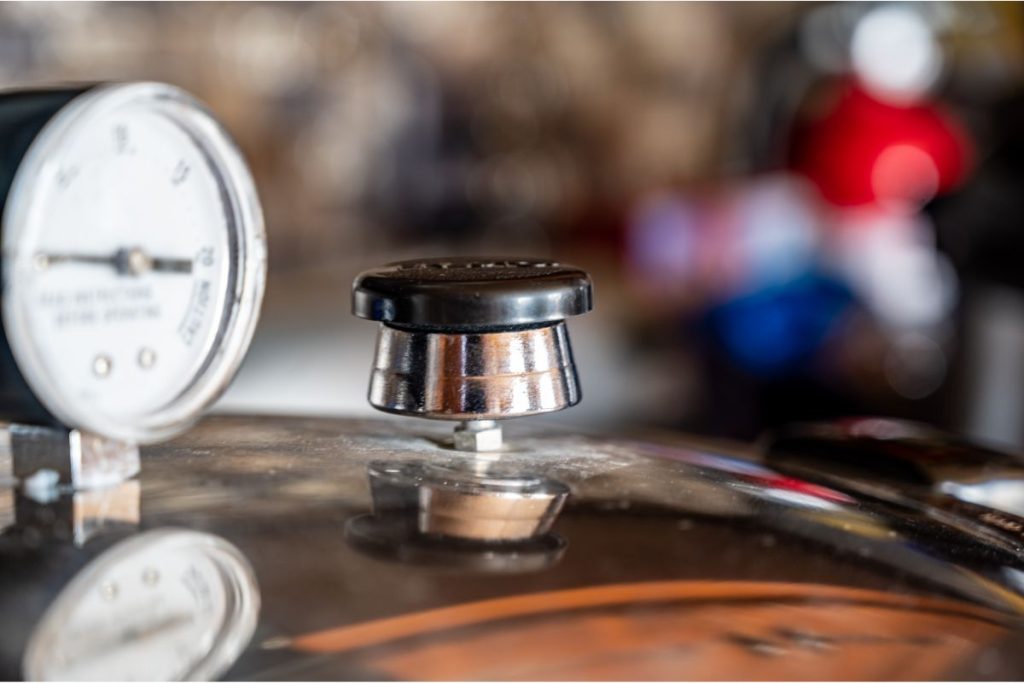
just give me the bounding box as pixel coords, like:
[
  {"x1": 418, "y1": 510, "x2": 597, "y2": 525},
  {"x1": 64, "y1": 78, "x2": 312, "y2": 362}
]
[{"x1": 368, "y1": 323, "x2": 580, "y2": 421}]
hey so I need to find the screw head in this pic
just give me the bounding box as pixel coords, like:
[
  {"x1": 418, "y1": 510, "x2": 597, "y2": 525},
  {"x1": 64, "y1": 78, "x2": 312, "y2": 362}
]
[
  {"x1": 92, "y1": 354, "x2": 112, "y2": 377},
  {"x1": 453, "y1": 421, "x2": 504, "y2": 452}
]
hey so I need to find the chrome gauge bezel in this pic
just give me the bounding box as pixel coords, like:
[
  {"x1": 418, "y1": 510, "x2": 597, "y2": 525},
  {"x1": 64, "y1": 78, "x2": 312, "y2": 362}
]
[
  {"x1": 22, "y1": 528, "x2": 260, "y2": 682},
  {"x1": 1, "y1": 82, "x2": 266, "y2": 443}
]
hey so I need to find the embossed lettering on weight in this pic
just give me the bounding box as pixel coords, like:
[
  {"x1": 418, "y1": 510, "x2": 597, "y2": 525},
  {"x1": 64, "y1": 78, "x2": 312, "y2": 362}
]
[{"x1": 979, "y1": 510, "x2": 1024, "y2": 536}]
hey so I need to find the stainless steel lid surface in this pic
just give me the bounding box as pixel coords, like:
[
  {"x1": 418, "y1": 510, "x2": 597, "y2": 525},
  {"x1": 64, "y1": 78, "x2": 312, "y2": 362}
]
[{"x1": 3, "y1": 415, "x2": 1019, "y2": 680}]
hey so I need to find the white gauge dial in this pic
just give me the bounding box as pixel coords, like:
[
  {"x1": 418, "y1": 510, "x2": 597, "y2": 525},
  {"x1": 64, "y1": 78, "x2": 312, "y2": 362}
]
[
  {"x1": 2, "y1": 82, "x2": 265, "y2": 442},
  {"x1": 23, "y1": 529, "x2": 259, "y2": 682}
]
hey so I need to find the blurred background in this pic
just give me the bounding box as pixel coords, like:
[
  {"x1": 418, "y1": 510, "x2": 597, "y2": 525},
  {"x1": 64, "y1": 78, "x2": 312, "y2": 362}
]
[{"x1": 4, "y1": 1, "x2": 1024, "y2": 448}]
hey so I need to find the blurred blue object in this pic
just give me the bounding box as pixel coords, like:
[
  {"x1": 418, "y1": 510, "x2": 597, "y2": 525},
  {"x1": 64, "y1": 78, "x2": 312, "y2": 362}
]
[{"x1": 707, "y1": 272, "x2": 854, "y2": 376}]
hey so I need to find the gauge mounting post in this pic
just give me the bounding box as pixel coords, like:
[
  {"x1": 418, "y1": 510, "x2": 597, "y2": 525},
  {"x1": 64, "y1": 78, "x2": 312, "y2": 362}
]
[{"x1": 352, "y1": 258, "x2": 593, "y2": 451}]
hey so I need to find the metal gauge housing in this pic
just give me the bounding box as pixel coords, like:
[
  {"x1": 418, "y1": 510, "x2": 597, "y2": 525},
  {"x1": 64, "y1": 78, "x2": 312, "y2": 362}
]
[{"x1": 0, "y1": 82, "x2": 266, "y2": 443}]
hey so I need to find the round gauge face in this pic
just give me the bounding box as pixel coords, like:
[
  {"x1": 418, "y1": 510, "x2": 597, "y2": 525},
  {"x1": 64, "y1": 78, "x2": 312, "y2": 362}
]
[
  {"x1": 23, "y1": 529, "x2": 260, "y2": 682},
  {"x1": 2, "y1": 83, "x2": 265, "y2": 443}
]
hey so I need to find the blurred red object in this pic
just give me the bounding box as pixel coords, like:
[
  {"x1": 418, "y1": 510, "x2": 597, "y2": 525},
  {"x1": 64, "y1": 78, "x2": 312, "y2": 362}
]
[{"x1": 791, "y1": 81, "x2": 973, "y2": 209}]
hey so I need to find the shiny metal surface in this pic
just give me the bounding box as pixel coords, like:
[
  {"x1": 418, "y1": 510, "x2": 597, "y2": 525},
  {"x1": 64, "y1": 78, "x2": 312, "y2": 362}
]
[
  {"x1": 3, "y1": 414, "x2": 1024, "y2": 680},
  {"x1": 23, "y1": 529, "x2": 259, "y2": 682},
  {"x1": 764, "y1": 417, "x2": 1024, "y2": 517},
  {"x1": 368, "y1": 323, "x2": 580, "y2": 421},
  {"x1": 364, "y1": 460, "x2": 569, "y2": 542},
  {"x1": 12, "y1": 479, "x2": 139, "y2": 547}
]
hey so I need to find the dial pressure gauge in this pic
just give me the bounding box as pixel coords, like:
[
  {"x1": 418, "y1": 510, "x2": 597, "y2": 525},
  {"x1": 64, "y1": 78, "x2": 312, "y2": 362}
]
[
  {"x1": 21, "y1": 529, "x2": 259, "y2": 681},
  {"x1": 0, "y1": 82, "x2": 265, "y2": 443}
]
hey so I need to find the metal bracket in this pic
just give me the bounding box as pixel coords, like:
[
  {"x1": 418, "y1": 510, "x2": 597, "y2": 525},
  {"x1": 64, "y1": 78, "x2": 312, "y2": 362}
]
[
  {"x1": 1, "y1": 423, "x2": 140, "y2": 491},
  {"x1": 11, "y1": 479, "x2": 141, "y2": 546}
]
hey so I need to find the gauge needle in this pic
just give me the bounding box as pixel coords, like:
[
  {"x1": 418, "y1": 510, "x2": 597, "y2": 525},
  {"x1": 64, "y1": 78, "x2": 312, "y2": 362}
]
[
  {"x1": 34, "y1": 247, "x2": 193, "y2": 275},
  {"x1": 55, "y1": 612, "x2": 197, "y2": 666}
]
